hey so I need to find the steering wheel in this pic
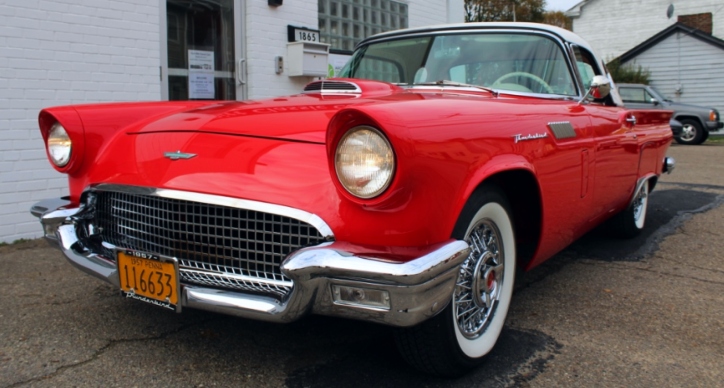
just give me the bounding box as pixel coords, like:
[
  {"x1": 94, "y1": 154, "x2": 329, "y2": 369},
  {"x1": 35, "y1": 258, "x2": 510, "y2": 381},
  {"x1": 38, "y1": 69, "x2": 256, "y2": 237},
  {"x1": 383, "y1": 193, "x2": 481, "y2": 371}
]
[{"x1": 492, "y1": 72, "x2": 554, "y2": 94}]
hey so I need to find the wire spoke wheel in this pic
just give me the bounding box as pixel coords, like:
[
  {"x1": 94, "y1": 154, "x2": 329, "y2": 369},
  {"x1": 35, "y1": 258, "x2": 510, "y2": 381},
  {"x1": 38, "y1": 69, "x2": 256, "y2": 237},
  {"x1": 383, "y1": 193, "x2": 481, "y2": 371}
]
[
  {"x1": 393, "y1": 185, "x2": 516, "y2": 377},
  {"x1": 454, "y1": 219, "x2": 504, "y2": 338}
]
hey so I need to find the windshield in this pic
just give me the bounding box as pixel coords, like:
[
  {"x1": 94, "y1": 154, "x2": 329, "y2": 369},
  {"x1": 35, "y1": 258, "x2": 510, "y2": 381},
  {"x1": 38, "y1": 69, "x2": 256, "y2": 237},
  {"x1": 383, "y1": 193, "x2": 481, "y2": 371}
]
[{"x1": 339, "y1": 32, "x2": 577, "y2": 96}]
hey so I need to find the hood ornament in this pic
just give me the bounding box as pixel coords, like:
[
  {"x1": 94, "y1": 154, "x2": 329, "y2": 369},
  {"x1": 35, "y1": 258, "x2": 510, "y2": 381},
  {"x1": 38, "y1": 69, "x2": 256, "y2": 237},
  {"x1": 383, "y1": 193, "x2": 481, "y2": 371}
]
[{"x1": 164, "y1": 150, "x2": 197, "y2": 160}]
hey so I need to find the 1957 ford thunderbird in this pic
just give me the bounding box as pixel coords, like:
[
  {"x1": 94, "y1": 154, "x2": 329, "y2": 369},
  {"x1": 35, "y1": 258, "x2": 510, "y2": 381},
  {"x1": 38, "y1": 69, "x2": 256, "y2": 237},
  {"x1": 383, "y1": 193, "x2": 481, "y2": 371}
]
[{"x1": 31, "y1": 22, "x2": 675, "y2": 376}]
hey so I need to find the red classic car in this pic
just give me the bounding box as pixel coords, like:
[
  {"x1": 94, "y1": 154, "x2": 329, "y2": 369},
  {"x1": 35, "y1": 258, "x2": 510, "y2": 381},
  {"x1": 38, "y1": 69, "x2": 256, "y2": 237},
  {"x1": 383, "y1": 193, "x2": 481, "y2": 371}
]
[{"x1": 31, "y1": 23, "x2": 674, "y2": 376}]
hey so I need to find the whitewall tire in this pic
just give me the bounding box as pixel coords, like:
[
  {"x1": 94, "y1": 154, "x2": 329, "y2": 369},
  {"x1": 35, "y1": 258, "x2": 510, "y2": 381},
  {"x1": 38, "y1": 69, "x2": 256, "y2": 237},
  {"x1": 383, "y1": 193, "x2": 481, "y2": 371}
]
[{"x1": 394, "y1": 185, "x2": 516, "y2": 377}]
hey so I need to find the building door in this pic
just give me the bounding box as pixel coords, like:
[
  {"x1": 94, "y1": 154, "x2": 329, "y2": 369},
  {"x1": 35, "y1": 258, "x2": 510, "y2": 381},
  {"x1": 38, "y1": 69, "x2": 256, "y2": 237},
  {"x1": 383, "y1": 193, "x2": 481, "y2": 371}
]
[{"x1": 161, "y1": 0, "x2": 246, "y2": 101}]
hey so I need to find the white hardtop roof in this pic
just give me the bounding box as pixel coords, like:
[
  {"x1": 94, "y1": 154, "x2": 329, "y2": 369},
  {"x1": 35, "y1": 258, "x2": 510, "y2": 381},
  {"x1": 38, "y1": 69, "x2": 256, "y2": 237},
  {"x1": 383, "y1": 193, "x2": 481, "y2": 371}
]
[{"x1": 360, "y1": 22, "x2": 596, "y2": 56}]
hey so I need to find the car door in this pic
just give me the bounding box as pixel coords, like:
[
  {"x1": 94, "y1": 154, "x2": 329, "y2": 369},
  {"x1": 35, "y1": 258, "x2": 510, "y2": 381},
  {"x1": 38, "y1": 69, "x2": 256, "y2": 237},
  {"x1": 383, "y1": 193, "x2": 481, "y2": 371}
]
[
  {"x1": 571, "y1": 47, "x2": 639, "y2": 220},
  {"x1": 586, "y1": 104, "x2": 639, "y2": 218}
]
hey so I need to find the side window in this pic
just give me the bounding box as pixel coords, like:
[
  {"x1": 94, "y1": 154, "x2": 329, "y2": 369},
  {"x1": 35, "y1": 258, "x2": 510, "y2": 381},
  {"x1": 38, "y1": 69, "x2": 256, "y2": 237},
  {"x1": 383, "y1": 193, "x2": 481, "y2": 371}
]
[
  {"x1": 620, "y1": 87, "x2": 646, "y2": 103},
  {"x1": 572, "y1": 45, "x2": 602, "y2": 89},
  {"x1": 644, "y1": 90, "x2": 657, "y2": 103},
  {"x1": 571, "y1": 45, "x2": 617, "y2": 105}
]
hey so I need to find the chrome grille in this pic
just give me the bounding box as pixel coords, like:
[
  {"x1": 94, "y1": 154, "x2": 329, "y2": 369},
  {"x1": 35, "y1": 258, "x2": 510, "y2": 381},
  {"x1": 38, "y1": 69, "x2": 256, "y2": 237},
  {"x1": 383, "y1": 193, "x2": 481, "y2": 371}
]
[{"x1": 89, "y1": 191, "x2": 327, "y2": 299}]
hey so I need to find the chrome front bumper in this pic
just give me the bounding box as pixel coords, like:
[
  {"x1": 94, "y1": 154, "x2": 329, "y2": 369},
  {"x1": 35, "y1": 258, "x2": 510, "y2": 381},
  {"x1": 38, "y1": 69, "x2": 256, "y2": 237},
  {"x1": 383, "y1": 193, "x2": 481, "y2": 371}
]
[{"x1": 31, "y1": 198, "x2": 470, "y2": 327}]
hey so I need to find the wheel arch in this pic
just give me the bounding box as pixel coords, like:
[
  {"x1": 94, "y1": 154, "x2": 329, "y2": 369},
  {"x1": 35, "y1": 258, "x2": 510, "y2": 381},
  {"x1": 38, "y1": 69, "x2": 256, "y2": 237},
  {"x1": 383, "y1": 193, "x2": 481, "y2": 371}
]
[
  {"x1": 460, "y1": 166, "x2": 543, "y2": 270},
  {"x1": 673, "y1": 114, "x2": 705, "y2": 128}
]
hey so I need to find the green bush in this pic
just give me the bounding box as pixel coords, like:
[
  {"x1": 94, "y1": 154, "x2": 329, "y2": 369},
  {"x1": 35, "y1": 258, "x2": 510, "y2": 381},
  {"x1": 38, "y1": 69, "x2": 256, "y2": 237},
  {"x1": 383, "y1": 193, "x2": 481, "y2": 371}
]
[{"x1": 607, "y1": 58, "x2": 651, "y2": 84}]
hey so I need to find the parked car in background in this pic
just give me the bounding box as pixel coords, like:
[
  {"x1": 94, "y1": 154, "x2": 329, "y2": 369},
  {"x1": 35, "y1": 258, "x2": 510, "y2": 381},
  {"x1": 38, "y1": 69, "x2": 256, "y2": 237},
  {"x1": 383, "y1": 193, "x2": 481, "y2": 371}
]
[
  {"x1": 618, "y1": 83, "x2": 723, "y2": 145},
  {"x1": 31, "y1": 23, "x2": 675, "y2": 377}
]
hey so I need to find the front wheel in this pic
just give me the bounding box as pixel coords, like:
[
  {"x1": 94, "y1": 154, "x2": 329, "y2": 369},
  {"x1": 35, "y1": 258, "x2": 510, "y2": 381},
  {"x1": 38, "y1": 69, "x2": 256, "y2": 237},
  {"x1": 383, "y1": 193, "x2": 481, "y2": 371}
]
[{"x1": 395, "y1": 186, "x2": 516, "y2": 377}]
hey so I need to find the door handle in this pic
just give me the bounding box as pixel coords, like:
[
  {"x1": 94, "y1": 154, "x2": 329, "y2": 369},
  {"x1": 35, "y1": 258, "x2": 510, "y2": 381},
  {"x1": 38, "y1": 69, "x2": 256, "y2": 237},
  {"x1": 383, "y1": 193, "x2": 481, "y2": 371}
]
[
  {"x1": 626, "y1": 116, "x2": 637, "y2": 126},
  {"x1": 237, "y1": 59, "x2": 246, "y2": 85}
]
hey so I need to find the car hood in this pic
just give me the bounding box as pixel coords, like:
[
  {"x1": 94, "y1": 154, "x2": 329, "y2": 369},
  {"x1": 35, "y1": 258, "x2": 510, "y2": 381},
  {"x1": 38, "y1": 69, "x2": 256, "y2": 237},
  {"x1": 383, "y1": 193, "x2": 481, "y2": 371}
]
[{"x1": 132, "y1": 80, "x2": 425, "y2": 144}]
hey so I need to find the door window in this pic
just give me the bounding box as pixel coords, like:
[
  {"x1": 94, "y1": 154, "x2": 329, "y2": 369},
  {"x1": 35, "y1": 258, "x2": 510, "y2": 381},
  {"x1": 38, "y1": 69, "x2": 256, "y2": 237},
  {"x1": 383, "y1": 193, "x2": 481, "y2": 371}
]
[{"x1": 619, "y1": 87, "x2": 655, "y2": 104}]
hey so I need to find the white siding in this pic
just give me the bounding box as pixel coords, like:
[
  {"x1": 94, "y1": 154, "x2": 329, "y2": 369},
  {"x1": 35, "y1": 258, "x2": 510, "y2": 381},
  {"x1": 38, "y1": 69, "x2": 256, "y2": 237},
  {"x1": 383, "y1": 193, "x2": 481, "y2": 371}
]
[
  {"x1": 628, "y1": 32, "x2": 724, "y2": 115},
  {"x1": 0, "y1": 0, "x2": 161, "y2": 243},
  {"x1": 570, "y1": 0, "x2": 724, "y2": 60}
]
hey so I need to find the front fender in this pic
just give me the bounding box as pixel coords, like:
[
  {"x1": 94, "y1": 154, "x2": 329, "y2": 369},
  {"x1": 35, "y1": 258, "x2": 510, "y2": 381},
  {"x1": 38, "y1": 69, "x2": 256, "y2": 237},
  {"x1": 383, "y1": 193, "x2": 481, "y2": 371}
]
[{"x1": 455, "y1": 154, "x2": 537, "y2": 218}]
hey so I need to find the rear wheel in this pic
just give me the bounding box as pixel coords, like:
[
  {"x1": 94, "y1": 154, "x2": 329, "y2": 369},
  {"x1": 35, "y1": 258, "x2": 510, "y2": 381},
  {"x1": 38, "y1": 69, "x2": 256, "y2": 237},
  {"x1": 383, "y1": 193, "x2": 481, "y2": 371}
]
[
  {"x1": 610, "y1": 180, "x2": 649, "y2": 238},
  {"x1": 675, "y1": 119, "x2": 705, "y2": 145},
  {"x1": 395, "y1": 185, "x2": 516, "y2": 377}
]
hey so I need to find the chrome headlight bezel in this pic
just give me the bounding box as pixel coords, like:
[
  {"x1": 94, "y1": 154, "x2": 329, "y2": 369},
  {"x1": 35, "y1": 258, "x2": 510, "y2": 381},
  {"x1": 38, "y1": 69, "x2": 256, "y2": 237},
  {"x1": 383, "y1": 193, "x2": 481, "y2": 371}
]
[
  {"x1": 47, "y1": 123, "x2": 72, "y2": 167},
  {"x1": 334, "y1": 126, "x2": 395, "y2": 199}
]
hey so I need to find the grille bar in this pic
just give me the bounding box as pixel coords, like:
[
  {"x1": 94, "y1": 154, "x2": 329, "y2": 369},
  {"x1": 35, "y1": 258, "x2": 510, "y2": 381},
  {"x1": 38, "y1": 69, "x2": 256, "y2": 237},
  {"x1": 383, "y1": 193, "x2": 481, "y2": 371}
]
[{"x1": 85, "y1": 190, "x2": 327, "y2": 299}]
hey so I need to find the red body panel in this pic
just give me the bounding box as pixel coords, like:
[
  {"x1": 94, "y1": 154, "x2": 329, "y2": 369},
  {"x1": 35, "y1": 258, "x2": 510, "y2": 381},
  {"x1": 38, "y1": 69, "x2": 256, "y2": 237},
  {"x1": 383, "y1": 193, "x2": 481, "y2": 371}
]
[{"x1": 40, "y1": 80, "x2": 672, "y2": 266}]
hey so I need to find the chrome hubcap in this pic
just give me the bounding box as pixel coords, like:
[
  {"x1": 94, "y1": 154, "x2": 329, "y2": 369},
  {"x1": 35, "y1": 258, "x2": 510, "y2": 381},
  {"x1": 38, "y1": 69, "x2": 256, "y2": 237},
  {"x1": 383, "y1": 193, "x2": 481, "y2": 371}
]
[
  {"x1": 681, "y1": 124, "x2": 696, "y2": 141},
  {"x1": 454, "y1": 219, "x2": 504, "y2": 338}
]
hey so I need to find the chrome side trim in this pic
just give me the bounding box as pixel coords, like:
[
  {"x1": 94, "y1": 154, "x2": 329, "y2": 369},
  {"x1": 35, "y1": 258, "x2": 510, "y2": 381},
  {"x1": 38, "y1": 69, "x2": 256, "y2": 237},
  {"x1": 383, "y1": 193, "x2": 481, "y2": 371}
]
[
  {"x1": 406, "y1": 85, "x2": 575, "y2": 101},
  {"x1": 90, "y1": 184, "x2": 334, "y2": 239}
]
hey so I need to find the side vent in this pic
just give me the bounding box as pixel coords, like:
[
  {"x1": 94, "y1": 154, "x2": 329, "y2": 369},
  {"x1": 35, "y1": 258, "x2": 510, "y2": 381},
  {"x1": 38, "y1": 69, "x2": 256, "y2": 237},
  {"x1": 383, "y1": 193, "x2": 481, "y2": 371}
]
[
  {"x1": 548, "y1": 121, "x2": 576, "y2": 139},
  {"x1": 303, "y1": 80, "x2": 361, "y2": 94}
]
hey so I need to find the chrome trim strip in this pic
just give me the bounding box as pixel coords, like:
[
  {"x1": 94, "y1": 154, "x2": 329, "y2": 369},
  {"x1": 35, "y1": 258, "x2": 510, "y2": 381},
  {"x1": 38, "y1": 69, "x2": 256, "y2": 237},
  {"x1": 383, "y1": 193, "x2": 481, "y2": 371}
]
[
  {"x1": 90, "y1": 184, "x2": 334, "y2": 239},
  {"x1": 405, "y1": 86, "x2": 575, "y2": 100}
]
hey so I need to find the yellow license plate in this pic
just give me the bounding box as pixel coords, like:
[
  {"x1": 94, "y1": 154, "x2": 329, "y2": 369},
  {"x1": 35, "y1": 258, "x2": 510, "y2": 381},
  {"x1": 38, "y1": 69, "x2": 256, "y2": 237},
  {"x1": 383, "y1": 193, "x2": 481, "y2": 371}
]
[{"x1": 117, "y1": 250, "x2": 179, "y2": 310}]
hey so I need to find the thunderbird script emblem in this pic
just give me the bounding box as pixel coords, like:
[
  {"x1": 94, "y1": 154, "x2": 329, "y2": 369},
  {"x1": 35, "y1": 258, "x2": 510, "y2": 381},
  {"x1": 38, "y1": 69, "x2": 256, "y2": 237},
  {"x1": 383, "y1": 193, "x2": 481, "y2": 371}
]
[{"x1": 164, "y1": 150, "x2": 197, "y2": 160}]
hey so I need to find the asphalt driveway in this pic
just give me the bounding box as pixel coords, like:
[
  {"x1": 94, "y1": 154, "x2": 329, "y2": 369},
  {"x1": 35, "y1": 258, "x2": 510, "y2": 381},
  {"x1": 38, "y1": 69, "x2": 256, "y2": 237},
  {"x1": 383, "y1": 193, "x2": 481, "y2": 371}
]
[{"x1": 1, "y1": 141, "x2": 723, "y2": 387}]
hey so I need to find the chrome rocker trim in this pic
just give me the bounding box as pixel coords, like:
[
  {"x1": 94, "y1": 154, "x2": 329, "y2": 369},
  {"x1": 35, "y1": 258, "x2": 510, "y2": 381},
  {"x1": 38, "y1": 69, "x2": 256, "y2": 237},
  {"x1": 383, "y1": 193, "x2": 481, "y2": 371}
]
[{"x1": 32, "y1": 197, "x2": 470, "y2": 327}]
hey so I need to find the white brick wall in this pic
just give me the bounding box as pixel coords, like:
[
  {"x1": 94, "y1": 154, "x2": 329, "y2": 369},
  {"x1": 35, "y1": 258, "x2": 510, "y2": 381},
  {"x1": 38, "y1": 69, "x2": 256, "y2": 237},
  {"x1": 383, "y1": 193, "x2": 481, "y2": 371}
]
[
  {"x1": 244, "y1": 0, "x2": 319, "y2": 99},
  {"x1": 0, "y1": 0, "x2": 160, "y2": 243},
  {"x1": 0, "y1": 0, "x2": 458, "y2": 243}
]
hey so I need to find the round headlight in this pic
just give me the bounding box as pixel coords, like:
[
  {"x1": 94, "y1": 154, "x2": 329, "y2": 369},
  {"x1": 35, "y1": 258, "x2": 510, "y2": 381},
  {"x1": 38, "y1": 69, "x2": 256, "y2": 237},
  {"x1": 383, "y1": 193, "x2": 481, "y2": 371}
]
[
  {"x1": 47, "y1": 123, "x2": 72, "y2": 167},
  {"x1": 335, "y1": 126, "x2": 395, "y2": 199}
]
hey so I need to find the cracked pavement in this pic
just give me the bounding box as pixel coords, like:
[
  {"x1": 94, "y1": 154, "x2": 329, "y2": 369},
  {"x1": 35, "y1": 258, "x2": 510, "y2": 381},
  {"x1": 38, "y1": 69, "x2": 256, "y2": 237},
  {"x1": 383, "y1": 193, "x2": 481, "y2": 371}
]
[{"x1": 1, "y1": 142, "x2": 723, "y2": 387}]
